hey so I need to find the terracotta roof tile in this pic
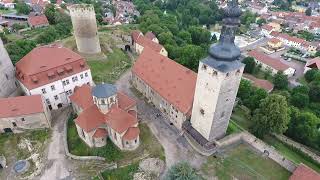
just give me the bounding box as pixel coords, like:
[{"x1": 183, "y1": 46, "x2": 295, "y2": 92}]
[
  {"x1": 145, "y1": 31, "x2": 156, "y2": 40},
  {"x1": 93, "y1": 128, "x2": 108, "y2": 138},
  {"x1": 248, "y1": 50, "x2": 290, "y2": 71},
  {"x1": 123, "y1": 127, "x2": 139, "y2": 140},
  {"x1": 306, "y1": 57, "x2": 320, "y2": 69},
  {"x1": 132, "y1": 48, "x2": 197, "y2": 114},
  {"x1": 28, "y1": 15, "x2": 49, "y2": 27},
  {"x1": 243, "y1": 74, "x2": 274, "y2": 92},
  {"x1": 262, "y1": 24, "x2": 273, "y2": 31},
  {"x1": 117, "y1": 92, "x2": 136, "y2": 111},
  {"x1": 70, "y1": 84, "x2": 94, "y2": 110},
  {"x1": 136, "y1": 36, "x2": 163, "y2": 53},
  {"x1": 290, "y1": 164, "x2": 320, "y2": 180},
  {"x1": 106, "y1": 107, "x2": 138, "y2": 133},
  {"x1": 0, "y1": 95, "x2": 44, "y2": 118},
  {"x1": 131, "y1": 30, "x2": 142, "y2": 42},
  {"x1": 15, "y1": 46, "x2": 89, "y2": 89},
  {"x1": 74, "y1": 105, "x2": 105, "y2": 132},
  {"x1": 269, "y1": 38, "x2": 281, "y2": 44}
]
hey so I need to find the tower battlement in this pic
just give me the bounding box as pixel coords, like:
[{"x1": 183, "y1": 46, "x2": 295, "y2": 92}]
[{"x1": 69, "y1": 4, "x2": 101, "y2": 54}]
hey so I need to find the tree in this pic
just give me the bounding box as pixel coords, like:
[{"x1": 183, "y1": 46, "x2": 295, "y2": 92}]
[
  {"x1": 292, "y1": 85, "x2": 310, "y2": 95},
  {"x1": 286, "y1": 109, "x2": 320, "y2": 150},
  {"x1": 15, "y1": 1, "x2": 30, "y2": 15},
  {"x1": 256, "y1": 18, "x2": 266, "y2": 26},
  {"x1": 158, "y1": 31, "x2": 175, "y2": 46},
  {"x1": 315, "y1": 51, "x2": 320, "y2": 57},
  {"x1": 44, "y1": 4, "x2": 57, "y2": 25},
  {"x1": 305, "y1": 7, "x2": 312, "y2": 16},
  {"x1": 291, "y1": 93, "x2": 309, "y2": 108},
  {"x1": 309, "y1": 81, "x2": 320, "y2": 102},
  {"x1": 237, "y1": 79, "x2": 253, "y2": 101},
  {"x1": 305, "y1": 69, "x2": 319, "y2": 82},
  {"x1": 165, "y1": 162, "x2": 201, "y2": 180},
  {"x1": 246, "y1": 88, "x2": 268, "y2": 111},
  {"x1": 177, "y1": 44, "x2": 204, "y2": 71},
  {"x1": 274, "y1": 71, "x2": 288, "y2": 90},
  {"x1": 177, "y1": 31, "x2": 192, "y2": 44},
  {"x1": 251, "y1": 94, "x2": 290, "y2": 138},
  {"x1": 5, "y1": 40, "x2": 36, "y2": 64},
  {"x1": 242, "y1": 57, "x2": 256, "y2": 74},
  {"x1": 36, "y1": 27, "x2": 58, "y2": 44}
]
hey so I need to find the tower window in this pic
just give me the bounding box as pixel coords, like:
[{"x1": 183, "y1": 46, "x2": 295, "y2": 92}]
[
  {"x1": 236, "y1": 69, "x2": 241, "y2": 74},
  {"x1": 213, "y1": 71, "x2": 218, "y2": 76},
  {"x1": 220, "y1": 112, "x2": 225, "y2": 118},
  {"x1": 226, "y1": 73, "x2": 230, "y2": 77},
  {"x1": 200, "y1": 108, "x2": 205, "y2": 116}
]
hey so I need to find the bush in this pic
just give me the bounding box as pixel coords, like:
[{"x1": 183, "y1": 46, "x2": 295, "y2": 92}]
[
  {"x1": 305, "y1": 69, "x2": 319, "y2": 82},
  {"x1": 165, "y1": 162, "x2": 202, "y2": 180}
]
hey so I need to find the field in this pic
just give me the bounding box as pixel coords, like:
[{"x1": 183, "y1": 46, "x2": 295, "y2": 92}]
[
  {"x1": 100, "y1": 163, "x2": 139, "y2": 180},
  {"x1": 67, "y1": 117, "x2": 165, "y2": 164},
  {"x1": 88, "y1": 49, "x2": 132, "y2": 84},
  {"x1": 0, "y1": 130, "x2": 50, "y2": 178},
  {"x1": 201, "y1": 144, "x2": 291, "y2": 180}
]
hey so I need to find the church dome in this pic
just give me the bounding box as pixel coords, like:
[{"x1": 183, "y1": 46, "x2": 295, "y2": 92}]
[{"x1": 92, "y1": 83, "x2": 117, "y2": 98}]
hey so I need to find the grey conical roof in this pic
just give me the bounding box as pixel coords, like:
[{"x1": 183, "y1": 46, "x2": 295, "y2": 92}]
[{"x1": 92, "y1": 83, "x2": 117, "y2": 98}]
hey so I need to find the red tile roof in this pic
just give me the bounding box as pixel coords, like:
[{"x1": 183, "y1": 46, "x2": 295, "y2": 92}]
[
  {"x1": 243, "y1": 74, "x2": 274, "y2": 92},
  {"x1": 248, "y1": 50, "x2": 290, "y2": 71},
  {"x1": 74, "y1": 105, "x2": 105, "y2": 132},
  {"x1": 0, "y1": 95, "x2": 44, "y2": 118},
  {"x1": 306, "y1": 57, "x2": 320, "y2": 69},
  {"x1": 123, "y1": 127, "x2": 139, "y2": 140},
  {"x1": 269, "y1": 38, "x2": 281, "y2": 44},
  {"x1": 70, "y1": 84, "x2": 94, "y2": 110},
  {"x1": 290, "y1": 164, "x2": 320, "y2": 180},
  {"x1": 132, "y1": 48, "x2": 197, "y2": 114},
  {"x1": 145, "y1": 31, "x2": 156, "y2": 40},
  {"x1": 136, "y1": 36, "x2": 164, "y2": 53},
  {"x1": 16, "y1": 46, "x2": 89, "y2": 89},
  {"x1": 131, "y1": 30, "x2": 142, "y2": 42},
  {"x1": 106, "y1": 107, "x2": 138, "y2": 133},
  {"x1": 262, "y1": 24, "x2": 273, "y2": 31},
  {"x1": 28, "y1": 15, "x2": 49, "y2": 27},
  {"x1": 93, "y1": 128, "x2": 108, "y2": 138},
  {"x1": 117, "y1": 92, "x2": 136, "y2": 111}
]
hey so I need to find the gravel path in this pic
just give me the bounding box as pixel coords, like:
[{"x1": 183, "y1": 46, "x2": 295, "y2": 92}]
[{"x1": 37, "y1": 107, "x2": 74, "y2": 180}]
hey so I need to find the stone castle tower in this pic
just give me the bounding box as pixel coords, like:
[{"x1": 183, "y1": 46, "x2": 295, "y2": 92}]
[
  {"x1": 0, "y1": 38, "x2": 17, "y2": 98},
  {"x1": 69, "y1": 4, "x2": 101, "y2": 54},
  {"x1": 190, "y1": 0, "x2": 244, "y2": 141}
]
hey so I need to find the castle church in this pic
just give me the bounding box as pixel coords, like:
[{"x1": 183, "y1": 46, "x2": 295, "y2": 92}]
[{"x1": 132, "y1": 0, "x2": 243, "y2": 144}]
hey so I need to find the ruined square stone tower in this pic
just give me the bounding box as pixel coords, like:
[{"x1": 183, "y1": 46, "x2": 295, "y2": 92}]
[
  {"x1": 190, "y1": 0, "x2": 244, "y2": 141},
  {"x1": 0, "y1": 38, "x2": 17, "y2": 97}
]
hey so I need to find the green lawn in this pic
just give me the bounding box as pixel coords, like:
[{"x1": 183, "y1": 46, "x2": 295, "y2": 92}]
[
  {"x1": 226, "y1": 120, "x2": 242, "y2": 135},
  {"x1": 0, "y1": 8, "x2": 15, "y2": 14},
  {"x1": 101, "y1": 163, "x2": 139, "y2": 180},
  {"x1": 264, "y1": 136, "x2": 320, "y2": 173},
  {"x1": 88, "y1": 49, "x2": 132, "y2": 84},
  {"x1": 67, "y1": 116, "x2": 165, "y2": 164},
  {"x1": 231, "y1": 106, "x2": 252, "y2": 130},
  {"x1": 201, "y1": 144, "x2": 291, "y2": 180},
  {"x1": 231, "y1": 107, "x2": 320, "y2": 173}
]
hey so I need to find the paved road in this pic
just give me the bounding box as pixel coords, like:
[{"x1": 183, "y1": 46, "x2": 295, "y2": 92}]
[
  {"x1": 37, "y1": 107, "x2": 74, "y2": 180},
  {"x1": 116, "y1": 71, "x2": 206, "y2": 170},
  {"x1": 240, "y1": 37, "x2": 269, "y2": 52}
]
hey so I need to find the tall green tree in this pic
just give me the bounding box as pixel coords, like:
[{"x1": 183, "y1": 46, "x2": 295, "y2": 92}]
[
  {"x1": 242, "y1": 57, "x2": 256, "y2": 74},
  {"x1": 305, "y1": 69, "x2": 319, "y2": 82},
  {"x1": 15, "y1": 1, "x2": 30, "y2": 15},
  {"x1": 274, "y1": 71, "x2": 289, "y2": 90},
  {"x1": 44, "y1": 4, "x2": 57, "y2": 25},
  {"x1": 305, "y1": 7, "x2": 312, "y2": 16},
  {"x1": 246, "y1": 88, "x2": 268, "y2": 111},
  {"x1": 237, "y1": 79, "x2": 253, "y2": 101},
  {"x1": 286, "y1": 109, "x2": 320, "y2": 150},
  {"x1": 251, "y1": 94, "x2": 290, "y2": 138},
  {"x1": 5, "y1": 40, "x2": 36, "y2": 64}
]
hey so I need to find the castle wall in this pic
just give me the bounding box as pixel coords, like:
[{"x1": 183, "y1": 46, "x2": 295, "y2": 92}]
[
  {"x1": 0, "y1": 39, "x2": 17, "y2": 98},
  {"x1": 69, "y1": 4, "x2": 101, "y2": 54}
]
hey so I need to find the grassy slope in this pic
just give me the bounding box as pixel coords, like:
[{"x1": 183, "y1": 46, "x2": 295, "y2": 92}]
[
  {"x1": 101, "y1": 163, "x2": 139, "y2": 180},
  {"x1": 201, "y1": 144, "x2": 291, "y2": 180},
  {"x1": 88, "y1": 49, "x2": 131, "y2": 84}
]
